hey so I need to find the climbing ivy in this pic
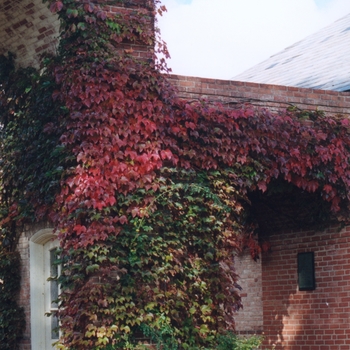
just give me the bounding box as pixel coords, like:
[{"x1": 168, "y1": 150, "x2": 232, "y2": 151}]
[
  {"x1": 0, "y1": 53, "x2": 69, "y2": 240},
  {"x1": 0, "y1": 250, "x2": 25, "y2": 350},
  {"x1": 1, "y1": 0, "x2": 350, "y2": 349},
  {"x1": 0, "y1": 51, "x2": 69, "y2": 349}
]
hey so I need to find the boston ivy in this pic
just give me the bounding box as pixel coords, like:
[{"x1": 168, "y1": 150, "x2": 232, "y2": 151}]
[
  {"x1": 0, "y1": 250, "x2": 25, "y2": 350},
  {"x1": 1, "y1": 0, "x2": 350, "y2": 349}
]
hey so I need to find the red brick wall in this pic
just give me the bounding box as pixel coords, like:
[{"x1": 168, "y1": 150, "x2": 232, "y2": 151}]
[
  {"x1": 0, "y1": 0, "x2": 154, "y2": 69},
  {"x1": 170, "y1": 75, "x2": 350, "y2": 116},
  {"x1": 262, "y1": 226, "x2": 350, "y2": 350},
  {"x1": 0, "y1": 0, "x2": 60, "y2": 68},
  {"x1": 234, "y1": 252, "x2": 263, "y2": 335}
]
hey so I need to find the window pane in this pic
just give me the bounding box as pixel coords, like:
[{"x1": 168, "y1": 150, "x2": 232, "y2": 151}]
[
  {"x1": 50, "y1": 249, "x2": 59, "y2": 308},
  {"x1": 51, "y1": 314, "x2": 59, "y2": 339},
  {"x1": 298, "y1": 252, "x2": 316, "y2": 291},
  {"x1": 50, "y1": 249, "x2": 58, "y2": 277}
]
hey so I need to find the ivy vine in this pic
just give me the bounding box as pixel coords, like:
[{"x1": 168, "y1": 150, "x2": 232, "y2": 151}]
[
  {"x1": 0, "y1": 251, "x2": 25, "y2": 350},
  {"x1": 1, "y1": 0, "x2": 350, "y2": 349}
]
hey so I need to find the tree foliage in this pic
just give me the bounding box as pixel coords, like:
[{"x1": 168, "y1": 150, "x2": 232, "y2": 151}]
[{"x1": 1, "y1": 0, "x2": 350, "y2": 349}]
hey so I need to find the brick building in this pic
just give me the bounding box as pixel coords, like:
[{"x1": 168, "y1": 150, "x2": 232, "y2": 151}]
[{"x1": 1, "y1": 1, "x2": 350, "y2": 349}]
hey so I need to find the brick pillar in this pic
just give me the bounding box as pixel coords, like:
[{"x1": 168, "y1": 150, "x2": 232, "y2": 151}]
[{"x1": 100, "y1": 0, "x2": 156, "y2": 61}]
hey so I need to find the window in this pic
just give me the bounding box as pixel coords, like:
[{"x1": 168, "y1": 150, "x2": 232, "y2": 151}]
[
  {"x1": 30, "y1": 229, "x2": 60, "y2": 349},
  {"x1": 297, "y1": 252, "x2": 316, "y2": 291},
  {"x1": 44, "y1": 239, "x2": 60, "y2": 344}
]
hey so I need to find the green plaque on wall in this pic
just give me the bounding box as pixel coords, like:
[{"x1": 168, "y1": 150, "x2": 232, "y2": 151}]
[{"x1": 298, "y1": 252, "x2": 315, "y2": 291}]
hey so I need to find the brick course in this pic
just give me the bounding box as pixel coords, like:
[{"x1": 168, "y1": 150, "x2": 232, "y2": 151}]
[{"x1": 170, "y1": 74, "x2": 350, "y2": 116}]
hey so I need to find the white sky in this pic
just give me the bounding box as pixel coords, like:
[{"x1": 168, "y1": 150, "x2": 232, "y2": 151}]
[{"x1": 157, "y1": 0, "x2": 350, "y2": 80}]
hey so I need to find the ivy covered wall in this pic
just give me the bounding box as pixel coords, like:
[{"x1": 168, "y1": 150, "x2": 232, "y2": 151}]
[{"x1": 1, "y1": 1, "x2": 350, "y2": 349}]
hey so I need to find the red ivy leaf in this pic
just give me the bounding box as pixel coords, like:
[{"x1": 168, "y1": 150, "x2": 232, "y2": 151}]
[
  {"x1": 341, "y1": 118, "x2": 350, "y2": 126},
  {"x1": 323, "y1": 184, "x2": 333, "y2": 193},
  {"x1": 106, "y1": 196, "x2": 116, "y2": 206},
  {"x1": 306, "y1": 180, "x2": 318, "y2": 193},
  {"x1": 52, "y1": 90, "x2": 61, "y2": 101},
  {"x1": 257, "y1": 181, "x2": 267, "y2": 192},
  {"x1": 185, "y1": 121, "x2": 196, "y2": 130},
  {"x1": 96, "y1": 10, "x2": 106, "y2": 21},
  {"x1": 119, "y1": 215, "x2": 128, "y2": 225},
  {"x1": 84, "y1": 3, "x2": 95, "y2": 13},
  {"x1": 160, "y1": 149, "x2": 173, "y2": 160},
  {"x1": 50, "y1": 1, "x2": 63, "y2": 13},
  {"x1": 331, "y1": 196, "x2": 341, "y2": 212},
  {"x1": 74, "y1": 225, "x2": 87, "y2": 235},
  {"x1": 131, "y1": 207, "x2": 140, "y2": 218},
  {"x1": 43, "y1": 122, "x2": 55, "y2": 134}
]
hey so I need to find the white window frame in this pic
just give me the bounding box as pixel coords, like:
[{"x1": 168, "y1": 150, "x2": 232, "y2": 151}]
[{"x1": 30, "y1": 228, "x2": 59, "y2": 350}]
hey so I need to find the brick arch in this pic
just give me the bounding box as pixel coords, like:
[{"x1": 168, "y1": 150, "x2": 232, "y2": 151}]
[{"x1": 0, "y1": 0, "x2": 59, "y2": 68}]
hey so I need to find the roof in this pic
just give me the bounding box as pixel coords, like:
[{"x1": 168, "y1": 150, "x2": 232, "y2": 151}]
[{"x1": 233, "y1": 13, "x2": 350, "y2": 91}]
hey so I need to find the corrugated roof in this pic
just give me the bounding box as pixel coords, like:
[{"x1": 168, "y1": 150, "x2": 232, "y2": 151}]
[{"x1": 233, "y1": 13, "x2": 350, "y2": 91}]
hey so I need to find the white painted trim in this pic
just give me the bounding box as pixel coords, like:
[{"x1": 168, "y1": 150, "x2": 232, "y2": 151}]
[
  {"x1": 31, "y1": 228, "x2": 56, "y2": 245},
  {"x1": 30, "y1": 228, "x2": 57, "y2": 350}
]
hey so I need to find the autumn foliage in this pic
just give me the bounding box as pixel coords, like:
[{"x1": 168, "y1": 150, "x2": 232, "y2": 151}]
[{"x1": 1, "y1": 0, "x2": 350, "y2": 349}]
